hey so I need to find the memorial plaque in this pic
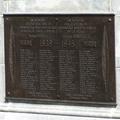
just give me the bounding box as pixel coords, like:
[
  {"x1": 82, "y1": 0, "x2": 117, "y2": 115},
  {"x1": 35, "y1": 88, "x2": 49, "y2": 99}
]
[{"x1": 4, "y1": 14, "x2": 116, "y2": 106}]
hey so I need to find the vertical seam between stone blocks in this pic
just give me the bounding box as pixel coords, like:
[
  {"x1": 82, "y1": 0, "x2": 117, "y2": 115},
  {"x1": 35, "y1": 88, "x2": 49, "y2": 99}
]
[
  {"x1": 6, "y1": 0, "x2": 9, "y2": 13},
  {"x1": 109, "y1": 0, "x2": 112, "y2": 12},
  {"x1": 4, "y1": 0, "x2": 10, "y2": 13}
]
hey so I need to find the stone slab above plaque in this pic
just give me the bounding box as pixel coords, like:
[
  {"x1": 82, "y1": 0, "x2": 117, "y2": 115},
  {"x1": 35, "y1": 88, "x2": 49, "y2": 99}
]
[{"x1": 4, "y1": 14, "x2": 116, "y2": 107}]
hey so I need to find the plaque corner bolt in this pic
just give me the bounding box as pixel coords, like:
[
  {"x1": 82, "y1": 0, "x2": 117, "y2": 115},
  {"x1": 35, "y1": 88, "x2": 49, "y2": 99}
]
[
  {"x1": 111, "y1": 97, "x2": 114, "y2": 101},
  {"x1": 7, "y1": 91, "x2": 10, "y2": 95},
  {"x1": 108, "y1": 18, "x2": 112, "y2": 22},
  {"x1": 5, "y1": 18, "x2": 9, "y2": 21},
  {"x1": 57, "y1": 94, "x2": 60, "y2": 99}
]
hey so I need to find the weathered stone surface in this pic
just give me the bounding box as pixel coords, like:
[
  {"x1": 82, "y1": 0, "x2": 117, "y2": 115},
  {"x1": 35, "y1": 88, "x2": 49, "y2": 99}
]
[
  {"x1": 0, "y1": 112, "x2": 118, "y2": 120},
  {"x1": 111, "y1": 0, "x2": 120, "y2": 13},
  {"x1": 3, "y1": 1, "x2": 9, "y2": 13},
  {"x1": 0, "y1": 41, "x2": 4, "y2": 64},
  {"x1": 116, "y1": 68, "x2": 120, "y2": 106},
  {"x1": 0, "y1": 0, "x2": 120, "y2": 119},
  {"x1": 0, "y1": 64, "x2": 5, "y2": 102},
  {"x1": 0, "y1": 16, "x2": 4, "y2": 64},
  {"x1": 115, "y1": 16, "x2": 120, "y2": 68},
  {"x1": 0, "y1": 0, "x2": 3, "y2": 14},
  {"x1": 7, "y1": 0, "x2": 109, "y2": 13}
]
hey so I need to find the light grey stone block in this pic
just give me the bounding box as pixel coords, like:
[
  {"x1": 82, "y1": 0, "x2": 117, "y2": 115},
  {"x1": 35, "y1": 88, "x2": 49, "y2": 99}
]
[
  {"x1": 116, "y1": 58, "x2": 120, "y2": 68},
  {"x1": 0, "y1": 112, "x2": 5, "y2": 120},
  {"x1": 3, "y1": 0, "x2": 9, "y2": 13},
  {"x1": 0, "y1": 64, "x2": 5, "y2": 102},
  {"x1": 7, "y1": 0, "x2": 109, "y2": 13},
  {"x1": 115, "y1": 16, "x2": 120, "y2": 68},
  {"x1": 0, "y1": 40, "x2": 4, "y2": 64},
  {"x1": 1, "y1": 112, "x2": 119, "y2": 120},
  {"x1": 0, "y1": 0, "x2": 3, "y2": 14},
  {"x1": 116, "y1": 68, "x2": 120, "y2": 106},
  {"x1": 0, "y1": 16, "x2": 4, "y2": 64},
  {"x1": 111, "y1": 0, "x2": 120, "y2": 13}
]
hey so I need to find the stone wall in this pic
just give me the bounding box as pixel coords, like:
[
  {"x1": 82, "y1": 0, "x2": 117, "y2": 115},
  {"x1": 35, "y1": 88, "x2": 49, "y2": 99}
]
[{"x1": 0, "y1": 0, "x2": 120, "y2": 119}]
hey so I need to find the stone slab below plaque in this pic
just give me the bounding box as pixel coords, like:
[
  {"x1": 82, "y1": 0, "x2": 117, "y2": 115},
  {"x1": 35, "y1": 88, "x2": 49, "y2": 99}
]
[{"x1": 4, "y1": 14, "x2": 116, "y2": 107}]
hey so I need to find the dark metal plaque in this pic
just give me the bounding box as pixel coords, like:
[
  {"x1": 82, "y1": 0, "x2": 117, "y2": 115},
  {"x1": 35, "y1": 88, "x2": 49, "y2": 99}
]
[{"x1": 4, "y1": 14, "x2": 116, "y2": 106}]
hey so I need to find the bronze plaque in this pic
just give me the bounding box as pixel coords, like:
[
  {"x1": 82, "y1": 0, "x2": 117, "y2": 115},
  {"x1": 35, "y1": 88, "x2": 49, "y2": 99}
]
[{"x1": 4, "y1": 14, "x2": 116, "y2": 106}]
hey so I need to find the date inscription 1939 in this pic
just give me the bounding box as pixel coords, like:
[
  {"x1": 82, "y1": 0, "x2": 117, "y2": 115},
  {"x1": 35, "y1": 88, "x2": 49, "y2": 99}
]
[{"x1": 4, "y1": 14, "x2": 116, "y2": 106}]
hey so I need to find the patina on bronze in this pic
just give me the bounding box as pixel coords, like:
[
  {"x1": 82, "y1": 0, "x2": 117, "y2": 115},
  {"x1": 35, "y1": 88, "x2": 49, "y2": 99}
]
[{"x1": 4, "y1": 14, "x2": 116, "y2": 106}]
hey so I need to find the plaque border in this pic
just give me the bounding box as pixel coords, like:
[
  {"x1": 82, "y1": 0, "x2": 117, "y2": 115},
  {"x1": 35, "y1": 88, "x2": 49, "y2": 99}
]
[{"x1": 4, "y1": 14, "x2": 116, "y2": 107}]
